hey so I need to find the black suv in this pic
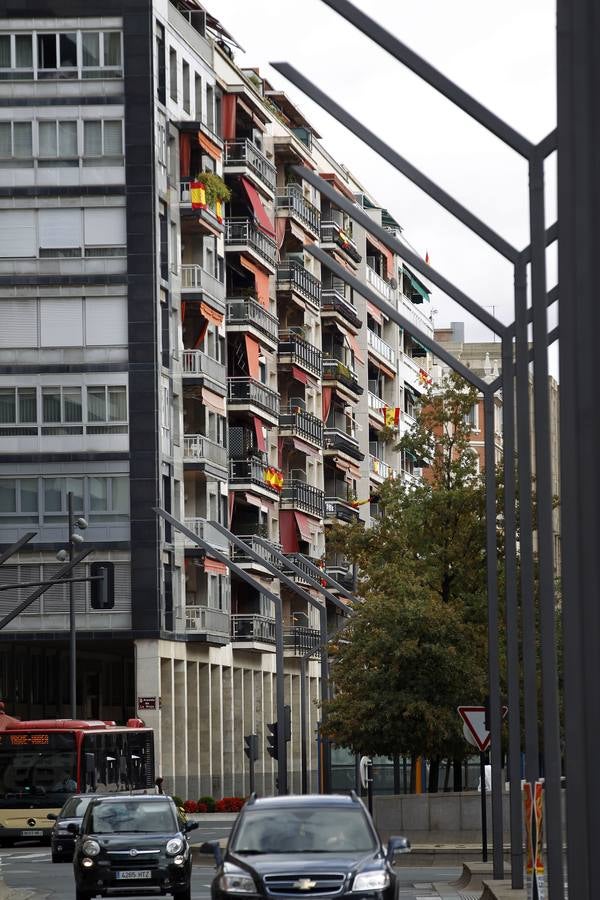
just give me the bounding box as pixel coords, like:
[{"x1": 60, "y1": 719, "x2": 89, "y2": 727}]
[
  {"x1": 48, "y1": 794, "x2": 99, "y2": 863},
  {"x1": 208, "y1": 794, "x2": 409, "y2": 900},
  {"x1": 73, "y1": 794, "x2": 198, "y2": 900}
]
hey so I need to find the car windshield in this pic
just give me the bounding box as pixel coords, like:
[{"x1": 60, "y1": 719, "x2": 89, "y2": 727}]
[
  {"x1": 88, "y1": 800, "x2": 176, "y2": 834},
  {"x1": 60, "y1": 796, "x2": 93, "y2": 819},
  {"x1": 231, "y1": 807, "x2": 377, "y2": 854}
]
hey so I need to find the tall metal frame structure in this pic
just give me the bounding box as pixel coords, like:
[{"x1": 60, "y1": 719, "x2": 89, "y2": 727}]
[{"x1": 268, "y1": 2, "x2": 565, "y2": 893}]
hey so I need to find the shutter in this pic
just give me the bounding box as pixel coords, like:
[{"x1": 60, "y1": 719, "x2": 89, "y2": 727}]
[
  {"x1": 85, "y1": 297, "x2": 127, "y2": 345},
  {"x1": 83, "y1": 208, "x2": 126, "y2": 247},
  {"x1": 40, "y1": 298, "x2": 83, "y2": 347},
  {"x1": 38, "y1": 208, "x2": 82, "y2": 249},
  {"x1": 0, "y1": 210, "x2": 35, "y2": 257},
  {"x1": 113, "y1": 562, "x2": 131, "y2": 613},
  {"x1": 0, "y1": 299, "x2": 37, "y2": 347},
  {"x1": 19, "y1": 564, "x2": 42, "y2": 615}
]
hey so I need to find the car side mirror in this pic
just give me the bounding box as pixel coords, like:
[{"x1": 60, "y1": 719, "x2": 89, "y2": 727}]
[
  {"x1": 66, "y1": 823, "x2": 79, "y2": 835},
  {"x1": 185, "y1": 821, "x2": 199, "y2": 833},
  {"x1": 386, "y1": 835, "x2": 411, "y2": 860},
  {"x1": 199, "y1": 839, "x2": 223, "y2": 867},
  {"x1": 46, "y1": 813, "x2": 57, "y2": 821}
]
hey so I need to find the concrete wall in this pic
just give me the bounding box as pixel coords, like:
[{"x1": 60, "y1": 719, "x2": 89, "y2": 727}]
[{"x1": 373, "y1": 792, "x2": 511, "y2": 843}]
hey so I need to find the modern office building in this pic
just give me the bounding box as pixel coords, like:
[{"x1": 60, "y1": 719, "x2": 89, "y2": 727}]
[{"x1": 0, "y1": 0, "x2": 434, "y2": 797}]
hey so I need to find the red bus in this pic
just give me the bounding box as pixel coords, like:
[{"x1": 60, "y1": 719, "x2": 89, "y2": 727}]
[{"x1": 0, "y1": 708, "x2": 155, "y2": 843}]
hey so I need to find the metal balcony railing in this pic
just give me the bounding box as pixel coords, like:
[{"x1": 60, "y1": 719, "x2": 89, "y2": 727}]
[
  {"x1": 231, "y1": 533, "x2": 282, "y2": 566},
  {"x1": 320, "y1": 220, "x2": 362, "y2": 263},
  {"x1": 225, "y1": 218, "x2": 277, "y2": 267},
  {"x1": 229, "y1": 457, "x2": 281, "y2": 493},
  {"x1": 224, "y1": 139, "x2": 277, "y2": 193},
  {"x1": 368, "y1": 329, "x2": 396, "y2": 365},
  {"x1": 322, "y1": 357, "x2": 363, "y2": 395},
  {"x1": 277, "y1": 261, "x2": 321, "y2": 307},
  {"x1": 325, "y1": 564, "x2": 355, "y2": 591},
  {"x1": 281, "y1": 480, "x2": 325, "y2": 518},
  {"x1": 369, "y1": 454, "x2": 396, "y2": 480},
  {"x1": 284, "y1": 625, "x2": 321, "y2": 654},
  {"x1": 182, "y1": 518, "x2": 230, "y2": 554},
  {"x1": 324, "y1": 427, "x2": 364, "y2": 460},
  {"x1": 185, "y1": 606, "x2": 230, "y2": 636},
  {"x1": 227, "y1": 377, "x2": 280, "y2": 416},
  {"x1": 226, "y1": 298, "x2": 279, "y2": 341},
  {"x1": 321, "y1": 288, "x2": 362, "y2": 329},
  {"x1": 180, "y1": 264, "x2": 225, "y2": 302},
  {"x1": 279, "y1": 553, "x2": 319, "y2": 582},
  {"x1": 278, "y1": 331, "x2": 322, "y2": 377},
  {"x1": 368, "y1": 391, "x2": 385, "y2": 418},
  {"x1": 182, "y1": 350, "x2": 226, "y2": 384},
  {"x1": 279, "y1": 407, "x2": 323, "y2": 445},
  {"x1": 183, "y1": 434, "x2": 227, "y2": 468},
  {"x1": 276, "y1": 184, "x2": 321, "y2": 235},
  {"x1": 366, "y1": 266, "x2": 396, "y2": 303},
  {"x1": 231, "y1": 614, "x2": 276, "y2": 643},
  {"x1": 325, "y1": 497, "x2": 360, "y2": 523}
]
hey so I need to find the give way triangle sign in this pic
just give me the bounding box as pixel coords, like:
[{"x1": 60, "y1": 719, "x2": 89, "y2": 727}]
[{"x1": 457, "y1": 705, "x2": 508, "y2": 753}]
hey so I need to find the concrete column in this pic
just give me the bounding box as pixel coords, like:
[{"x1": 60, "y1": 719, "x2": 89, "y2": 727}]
[
  {"x1": 160, "y1": 656, "x2": 175, "y2": 794},
  {"x1": 210, "y1": 664, "x2": 223, "y2": 799},
  {"x1": 243, "y1": 668, "x2": 254, "y2": 795},
  {"x1": 173, "y1": 658, "x2": 188, "y2": 799},
  {"x1": 134, "y1": 640, "x2": 162, "y2": 778},
  {"x1": 309, "y1": 667, "x2": 320, "y2": 793},
  {"x1": 222, "y1": 665, "x2": 235, "y2": 796},
  {"x1": 187, "y1": 661, "x2": 200, "y2": 799},
  {"x1": 232, "y1": 667, "x2": 244, "y2": 795},
  {"x1": 198, "y1": 663, "x2": 212, "y2": 796},
  {"x1": 290, "y1": 671, "x2": 301, "y2": 795},
  {"x1": 263, "y1": 671, "x2": 274, "y2": 795}
]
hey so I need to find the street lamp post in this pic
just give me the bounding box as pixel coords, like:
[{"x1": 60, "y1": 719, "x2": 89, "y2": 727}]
[{"x1": 57, "y1": 492, "x2": 87, "y2": 720}]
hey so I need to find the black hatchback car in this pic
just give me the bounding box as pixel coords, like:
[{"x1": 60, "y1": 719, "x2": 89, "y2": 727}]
[
  {"x1": 48, "y1": 794, "x2": 99, "y2": 863},
  {"x1": 208, "y1": 794, "x2": 410, "y2": 900},
  {"x1": 73, "y1": 794, "x2": 198, "y2": 900}
]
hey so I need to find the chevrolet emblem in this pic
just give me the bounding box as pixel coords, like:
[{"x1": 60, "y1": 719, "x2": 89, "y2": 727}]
[{"x1": 294, "y1": 879, "x2": 317, "y2": 891}]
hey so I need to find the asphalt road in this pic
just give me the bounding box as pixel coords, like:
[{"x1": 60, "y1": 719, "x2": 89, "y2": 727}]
[{"x1": 0, "y1": 844, "x2": 462, "y2": 900}]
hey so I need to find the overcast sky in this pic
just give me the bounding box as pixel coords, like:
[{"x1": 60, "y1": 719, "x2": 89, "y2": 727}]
[{"x1": 214, "y1": 0, "x2": 557, "y2": 354}]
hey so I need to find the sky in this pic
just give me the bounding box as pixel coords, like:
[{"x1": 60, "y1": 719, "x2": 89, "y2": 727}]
[{"x1": 213, "y1": 0, "x2": 557, "y2": 354}]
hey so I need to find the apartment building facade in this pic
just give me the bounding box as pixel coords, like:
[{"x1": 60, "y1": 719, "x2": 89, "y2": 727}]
[{"x1": 0, "y1": 0, "x2": 434, "y2": 797}]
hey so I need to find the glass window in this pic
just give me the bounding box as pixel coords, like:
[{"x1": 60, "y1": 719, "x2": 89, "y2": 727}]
[
  {"x1": 232, "y1": 808, "x2": 377, "y2": 854},
  {"x1": 38, "y1": 34, "x2": 57, "y2": 69},
  {"x1": 39, "y1": 121, "x2": 57, "y2": 157},
  {"x1": 15, "y1": 35, "x2": 33, "y2": 68},
  {"x1": 0, "y1": 389, "x2": 16, "y2": 423},
  {"x1": 0, "y1": 36, "x2": 10, "y2": 68},
  {"x1": 87, "y1": 387, "x2": 106, "y2": 422},
  {"x1": 81, "y1": 32, "x2": 99, "y2": 67},
  {"x1": 83, "y1": 121, "x2": 102, "y2": 156},
  {"x1": 108, "y1": 386, "x2": 127, "y2": 421},
  {"x1": 58, "y1": 121, "x2": 77, "y2": 156},
  {"x1": 111, "y1": 477, "x2": 129, "y2": 514},
  {"x1": 182, "y1": 60, "x2": 190, "y2": 112},
  {"x1": 18, "y1": 388, "x2": 36, "y2": 423},
  {"x1": 20, "y1": 479, "x2": 38, "y2": 513},
  {"x1": 42, "y1": 388, "x2": 61, "y2": 423},
  {"x1": 169, "y1": 48, "x2": 177, "y2": 101},
  {"x1": 63, "y1": 387, "x2": 82, "y2": 422},
  {"x1": 89, "y1": 476, "x2": 108, "y2": 512},
  {"x1": 44, "y1": 477, "x2": 62, "y2": 512},
  {"x1": 13, "y1": 122, "x2": 32, "y2": 157},
  {"x1": 103, "y1": 121, "x2": 123, "y2": 155},
  {"x1": 103, "y1": 32, "x2": 121, "y2": 67},
  {"x1": 67, "y1": 478, "x2": 84, "y2": 512},
  {"x1": 59, "y1": 33, "x2": 77, "y2": 68},
  {"x1": 0, "y1": 124, "x2": 10, "y2": 157},
  {"x1": 0, "y1": 481, "x2": 16, "y2": 513}
]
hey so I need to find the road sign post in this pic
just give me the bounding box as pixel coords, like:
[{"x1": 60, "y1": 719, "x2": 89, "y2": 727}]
[{"x1": 480, "y1": 751, "x2": 488, "y2": 863}]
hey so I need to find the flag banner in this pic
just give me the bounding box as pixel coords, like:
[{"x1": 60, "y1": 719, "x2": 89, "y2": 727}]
[
  {"x1": 215, "y1": 199, "x2": 223, "y2": 223},
  {"x1": 263, "y1": 467, "x2": 284, "y2": 492},
  {"x1": 190, "y1": 181, "x2": 207, "y2": 209},
  {"x1": 384, "y1": 407, "x2": 401, "y2": 427},
  {"x1": 418, "y1": 368, "x2": 433, "y2": 386}
]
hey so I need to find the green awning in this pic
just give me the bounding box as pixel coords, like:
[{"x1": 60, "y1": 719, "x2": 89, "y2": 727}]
[{"x1": 403, "y1": 266, "x2": 430, "y2": 303}]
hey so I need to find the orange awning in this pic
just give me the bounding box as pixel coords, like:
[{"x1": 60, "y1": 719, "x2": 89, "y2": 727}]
[
  {"x1": 347, "y1": 332, "x2": 364, "y2": 365},
  {"x1": 198, "y1": 131, "x2": 222, "y2": 161},
  {"x1": 241, "y1": 176, "x2": 275, "y2": 237},
  {"x1": 202, "y1": 388, "x2": 226, "y2": 415},
  {"x1": 240, "y1": 256, "x2": 270, "y2": 309},
  {"x1": 200, "y1": 302, "x2": 223, "y2": 326},
  {"x1": 204, "y1": 558, "x2": 228, "y2": 576},
  {"x1": 244, "y1": 335, "x2": 261, "y2": 380},
  {"x1": 367, "y1": 301, "x2": 384, "y2": 326}
]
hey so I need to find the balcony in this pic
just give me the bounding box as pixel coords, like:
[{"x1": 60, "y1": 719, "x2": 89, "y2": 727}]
[
  {"x1": 183, "y1": 434, "x2": 227, "y2": 471},
  {"x1": 229, "y1": 457, "x2": 283, "y2": 497},
  {"x1": 324, "y1": 427, "x2": 364, "y2": 462},
  {"x1": 369, "y1": 454, "x2": 397, "y2": 482},
  {"x1": 277, "y1": 261, "x2": 321, "y2": 309},
  {"x1": 279, "y1": 407, "x2": 323, "y2": 448},
  {"x1": 179, "y1": 181, "x2": 224, "y2": 234},
  {"x1": 322, "y1": 357, "x2": 363, "y2": 398},
  {"x1": 180, "y1": 264, "x2": 225, "y2": 314},
  {"x1": 325, "y1": 563, "x2": 355, "y2": 592},
  {"x1": 325, "y1": 497, "x2": 360, "y2": 523},
  {"x1": 278, "y1": 331, "x2": 322, "y2": 379},
  {"x1": 279, "y1": 553, "x2": 319, "y2": 583},
  {"x1": 366, "y1": 266, "x2": 396, "y2": 305},
  {"x1": 185, "y1": 606, "x2": 230, "y2": 641},
  {"x1": 224, "y1": 139, "x2": 276, "y2": 196},
  {"x1": 276, "y1": 184, "x2": 321, "y2": 237},
  {"x1": 399, "y1": 290, "x2": 435, "y2": 334},
  {"x1": 231, "y1": 614, "x2": 276, "y2": 645},
  {"x1": 368, "y1": 391, "x2": 385, "y2": 422},
  {"x1": 368, "y1": 329, "x2": 396, "y2": 367},
  {"x1": 320, "y1": 220, "x2": 362, "y2": 264},
  {"x1": 402, "y1": 353, "x2": 429, "y2": 394},
  {"x1": 280, "y1": 480, "x2": 325, "y2": 518},
  {"x1": 181, "y1": 518, "x2": 230, "y2": 555},
  {"x1": 231, "y1": 533, "x2": 282, "y2": 570},
  {"x1": 225, "y1": 218, "x2": 277, "y2": 272},
  {"x1": 284, "y1": 625, "x2": 321, "y2": 655},
  {"x1": 182, "y1": 350, "x2": 226, "y2": 389},
  {"x1": 227, "y1": 377, "x2": 279, "y2": 425},
  {"x1": 321, "y1": 288, "x2": 362, "y2": 331},
  {"x1": 226, "y1": 298, "x2": 279, "y2": 348}
]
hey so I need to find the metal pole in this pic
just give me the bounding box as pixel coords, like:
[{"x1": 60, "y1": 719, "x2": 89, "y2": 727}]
[
  {"x1": 501, "y1": 332, "x2": 524, "y2": 888},
  {"x1": 300, "y1": 656, "x2": 308, "y2": 794},
  {"x1": 528, "y1": 154, "x2": 563, "y2": 899},
  {"x1": 68, "y1": 491, "x2": 76, "y2": 720},
  {"x1": 483, "y1": 392, "x2": 503, "y2": 879},
  {"x1": 0, "y1": 533, "x2": 36, "y2": 567},
  {"x1": 480, "y1": 751, "x2": 488, "y2": 863}
]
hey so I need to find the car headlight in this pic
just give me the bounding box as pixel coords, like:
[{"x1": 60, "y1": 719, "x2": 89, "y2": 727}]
[
  {"x1": 166, "y1": 838, "x2": 184, "y2": 855},
  {"x1": 82, "y1": 839, "x2": 100, "y2": 857},
  {"x1": 352, "y1": 871, "x2": 390, "y2": 892},
  {"x1": 218, "y1": 872, "x2": 257, "y2": 893}
]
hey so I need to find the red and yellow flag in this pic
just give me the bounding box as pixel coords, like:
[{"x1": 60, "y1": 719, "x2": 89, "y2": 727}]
[
  {"x1": 418, "y1": 368, "x2": 433, "y2": 386},
  {"x1": 384, "y1": 407, "x2": 400, "y2": 427},
  {"x1": 263, "y1": 467, "x2": 284, "y2": 492},
  {"x1": 190, "y1": 181, "x2": 207, "y2": 209},
  {"x1": 215, "y1": 199, "x2": 223, "y2": 223}
]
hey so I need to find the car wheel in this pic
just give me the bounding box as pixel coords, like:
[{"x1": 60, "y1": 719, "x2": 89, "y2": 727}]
[
  {"x1": 173, "y1": 887, "x2": 192, "y2": 900},
  {"x1": 75, "y1": 889, "x2": 93, "y2": 900},
  {"x1": 0, "y1": 839, "x2": 12, "y2": 848},
  {"x1": 51, "y1": 851, "x2": 66, "y2": 863}
]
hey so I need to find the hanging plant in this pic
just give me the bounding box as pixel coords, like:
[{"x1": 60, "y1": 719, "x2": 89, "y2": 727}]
[
  {"x1": 197, "y1": 171, "x2": 231, "y2": 208},
  {"x1": 379, "y1": 424, "x2": 398, "y2": 444}
]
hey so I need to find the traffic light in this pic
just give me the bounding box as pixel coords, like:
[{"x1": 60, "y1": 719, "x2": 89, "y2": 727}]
[
  {"x1": 90, "y1": 561, "x2": 115, "y2": 609},
  {"x1": 266, "y1": 722, "x2": 278, "y2": 759},
  {"x1": 244, "y1": 734, "x2": 258, "y2": 762}
]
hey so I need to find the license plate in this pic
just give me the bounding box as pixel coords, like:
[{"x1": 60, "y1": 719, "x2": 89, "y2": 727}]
[
  {"x1": 116, "y1": 871, "x2": 152, "y2": 880},
  {"x1": 21, "y1": 830, "x2": 43, "y2": 837}
]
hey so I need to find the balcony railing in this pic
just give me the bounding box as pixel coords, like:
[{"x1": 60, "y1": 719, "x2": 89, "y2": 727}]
[
  {"x1": 185, "y1": 606, "x2": 230, "y2": 636},
  {"x1": 325, "y1": 564, "x2": 355, "y2": 591},
  {"x1": 227, "y1": 377, "x2": 280, "y2": 416},
  {"x1": 276, "y1": 184, "x2": 321, "y2": 235},
  {"x1": 368, "y1": 329, "x2": 396, "y2": 366},
  {"x1": 366, "y1": 266, "x2": 395, "y2": 303},
  {"x1": 369, "y1": 454, "x2": 396, "y2": 480},
  {"x1": 324, "y1": 427, "x2": 364, "y2": 461},
  {"x1": 281, "y1": 480, "x2": 325, "y2": 518},
  {"x1": 225, "y1": 218, "x2": 277, "y2": 267},
  {"x1": 321, "y1": 288, "x2": 362, "y2": 329},
  {"x1": 226, "y1": 298, "x2": 279, "y2": 342},
  {"x1": 284, "y1": 625, "x2": 321, "y2": 655},
  {"x1": 368, "y1": 391, "x2": 385, "y2": 419},
  {"x1": 278, "y1": 331, "x2": 322, "y2": 378},
  {"x1": 322, "y1": 358, "x2": 363, "y2": 395},
  {"x1": 320, "y1": 220, "x2": 362, "y2": 263},
  {"x1": 229, "y1": 457, "x2": 282, "y2": 494},
  {"x1": 183, "y1": 434, "x2": 227, "y2": 468},
  {"x1": 279, "y1": 407, "x2": 323, "y2": 446},
  {"x1": 181, "y1": 518, "x2": 230, "y2": 554},
  {"x1": 277, "y1": 261, "x2": 321, "y2": 307},
  {"x1": 180, "y1": 264, "x2": 225, "y2": 303},
  {"x1": 232, "y1": 614, "x2": 276, "y2": 644},
  {"x1": 325, "y1": 497, "x2": 360, "y2": 523},
  {"x1": 279, "y1": 553, "x2": 320, "y2": 582},
  {"x1": 182, "y1": 350, "x2": 226, "y2": 384},
  {"x1": 231, "y1": 534, "x2": 282, "y2": 566},
  {"x1": 224, "y1": 139, "x2": 277, "y2": 193}
]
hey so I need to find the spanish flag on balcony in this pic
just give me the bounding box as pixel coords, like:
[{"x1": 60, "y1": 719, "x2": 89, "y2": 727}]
[
  {"x1": 418, "y1": 368, "x2": 433, "y2": 386},
  {"x1": 384, "y1": 407, "x2": 401, "y2": 427},
  {"x1": 190, "y1": 181, "x2": 207, "y2": 209},
  {"x1": 263, "y1": 466, "x2": 284, "y2": 492},
  {"x1": 215, "y1": 199, "x2": 223, "y2": 223}
]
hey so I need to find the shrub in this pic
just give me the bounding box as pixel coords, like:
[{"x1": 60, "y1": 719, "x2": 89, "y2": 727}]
[
  {"x1": 215, "y1": 797, "x2": 246, "y2": 813},
  {"x1": 183, "y1": 800, "x2": 198, "y2": 813},
  {"x1": 196, "y1": 802, "x2": 208, "y2": 813},
  {"x1": 199, "y1": 795, "x2": 215, "y2": 813}
]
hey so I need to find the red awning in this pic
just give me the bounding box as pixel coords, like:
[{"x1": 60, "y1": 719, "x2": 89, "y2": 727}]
[
  {"x1": 322, "y1": 387, "x2": 333, "y2": 422},
  {"x1": 291, "y1": 365, "x2": 308, "y2": 385},
  {"x1": 240, "y1": 256, "x2": 270, "y2": 309},
  {"x1": 222, "y1": 94, "x2": 237, "y2": 141},
  {"x1": 294, "y1": 510, "x2": 317, "y2": 541},
  {"x1": 292, "y1": 437, "x2": 319, "y2": 457},
  {"x1": 244, "y1": 493, "x2": 263, "y2": 508},
  {"x1": 204, "y1": 558, "x2": 228, "y2": 576},
  {"x1": 253, "y1": 415, "x2": 266, "y2": 452},
  {"x1": 200, "y1": 302, "x2": 224, "y2": 326},
  {"x1": 347, "y1": 332, "x2": 364, "y2": 365},
  {"x1": 367, "y1": 301, "x2": 384, "y2": 326},
  {"x1": 244, "y1": 334, "x2": 260, "y2": 380},
  {"x1": 280, "y1": 510, "x2": 299, "y2": 553},
  {"x1": 241, "y1": 176, "x2": 275, "y2": 237},
  {"x1": 198, "y1": 131, "x2": 221, "y2": 160},
  {"x1": 366, "y1": 233, "x2": 395, "y2": 280},
  {"x1": 202, "y1": 387, "x2": 225, "y2": 415}
]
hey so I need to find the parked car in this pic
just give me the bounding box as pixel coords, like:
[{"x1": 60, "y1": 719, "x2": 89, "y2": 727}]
[
  {"x1": 206, "y1": 793, "x2": 410, "y2": 900},
  {"x1": 72, "y1": 794, "x2": 198, "y2": 900},
  {"x1": 48, "y1": 794, "x2": 99, "y2": 863}
]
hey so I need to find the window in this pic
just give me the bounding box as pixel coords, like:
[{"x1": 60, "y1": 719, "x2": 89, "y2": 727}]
[
  {"x1": 83, "y1": 119, "x2": 123, "y2": 157},
  {"x1": 169, "y1": 48, "x2": 177, "y2": 101},
  {"x1": 182, "y1": 60, "x2": 190, "y2": 112},
  {"x1": 37, "y1": 32, "x2": 77, "y2": 73},
  {"x1": 0, "y1": 122, "x2": 32, "y2": 158},
  {"x1": 83, "y1": 207, "x2": 126, "y2": 255},
  {"x1": 0, "y1": 34, "x2": 34, "y2": 78},
  {"x1": 0, "y1": 30, "x2": 121, "y2": 81},
  {"x1": 206, "y1": 84, "x2": 214, "y2": 130},
  {"x1": 38, "y1": 209, "x2": 82, "y2": 257},
  {"x1": 42, "y1": 386, "x2": 83, "y2": 429},
  {"x1": 194, "y1": 73, "x2": 202, "y2": 119},
  {"x1": 87, "y1": 386, "x2": 127, "y2": 423},
  {"x1": 88, "y1": 476, "x2": 128, "y2": 518},
  {"x1": 465, "y1": 403, "x2": 479, "y2": 430},
  {"x1": 0, "y1": 387, "x2": 36, "y2": 425},
  {"x1": 0, "y1": 478, "x2": 38, "y2": 521},
  {"x1": 38, "y1": 120, "x2": 77, "y2": 158},
  {"x1": 0, "y1": 210, "x2": 36, "y2": 258}
]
